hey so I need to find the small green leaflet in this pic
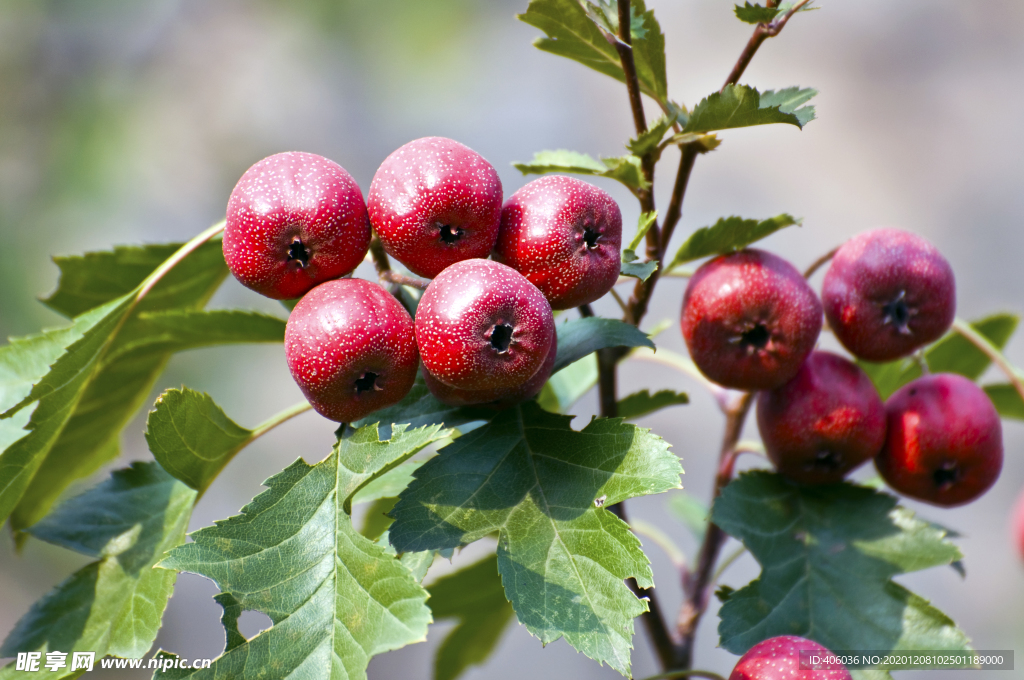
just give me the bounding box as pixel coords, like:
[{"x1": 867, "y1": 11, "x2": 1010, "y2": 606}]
[
  {"x1": 984, "y1": 383, "x2": 1024, "y2": 420},
  {"x1": 581, "y1": 0, "x2": 648, "y2": 40},
  {"x1": 427, "y1": 555, "x2": 515, "y2": 680},
  {"x1": 858, "y1": 313, "x2": 1019, "y2": 400},
  {"x1": 0, "y1": 463, "x2": 196, "y2": 679},
  {"x1": 621, "y1": 260, "x2": 659, "y2": 281},
  {"x1": 537, "y1": 354, "x2": 598, "y2": 413},
  {"x1": 734, "y1": 2, "x2": 781, "y2": 23},
  {"x1": 684, "y1": 85, "x2": 817, "y2": 134},
  {"x1": 553, "y1": 316, "x2": 655, "y2": 373},
  {"x1": 668, "y1": 214, "x2": 801, "y2": 270},
  {"x1": 388, "y1": 403, "x2": 682, "y2": 676},
  {"x1": 157, "y1": 423, "x2": 450, "y2": 680},
  {"x1": 624, "y1": 211, "x2": 659, "y2": 260},
  {"x1": 617, "y1": 389, "x2": 689, "y2": 419},
  {"x1": 513, "y1": 150, "x2": 650, "y2": 192},
  {"x1": 713, "y1": 472, "x2": 970, "y2": 658},
  {"x1": 518, "y1": 0, "x2": 667, "y2": 103},
  {"x1": 627, "y1": 116, "x2": 675, "y2": 158}
]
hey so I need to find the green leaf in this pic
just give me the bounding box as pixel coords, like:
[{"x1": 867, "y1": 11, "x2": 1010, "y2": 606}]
[
  {"x1": 624, "y1": 211, "x2": 659, "y2": 259},
  {"x1": 109, "y1": 309, "x2": 286, "y2": 361},
  {"x1": 0, "y1": 463, "x2": 196, "y2": 673},
  {"x1": 537, "y1": 354, "x2": 598, "y2": 413},
  {"x1": 734, "y1": 2, "x2": 780, "y2": 23},
  {"x1": 427, "y1": 554, "x2": 516, "y2": 680},
  {"x1": 627, "y1": 116, "x2": 674, "y2": 158},
  {"x1": 145, "y1": 388, "x2": 254, "y2": 493},
  {"x1": 157, "y1": 423, "x2": 451, "y2": 680},
  {"x1": 620, "y1": 259, "x2": 659, "y2": 281},
  {"x1": 617, "y1": 389, "x2": 689, "y2": 419},
  {"x1": 352, "y1": 458, "x2": 431, "y2": 505},
  {"x1": 859, "y1": 313, "x2": 1019, "y2": 400},
  {"x1": 983, "y1": 383, "x2": 1024, "y2": 420},
  {"x1": 353, "y1": 375, "x2": 496, "y2": 439},
  {"x1": 360, "y1": 497, "x2": 398, "y2": 540},
  {"x1": 683, "y1": 84, "x2": 817, "y2": 134},
  {"x1": 513, "y1": 150, "x2": 650, "y2": 192},
  {"x1": 714, "y1": 471, "x2": 970, "y2": 658},
  {"x1": 667, "y1": 491, "x2": 709, "y2": 543},
  {"x1": 388, "y1": 403, "x2": 681, "y2": 675},
  {"x1": 517, "y1": 0, "x2": 667, "y2": 103},
  {"x1": 668, "y1": 214, "x2": 801, "y2": 270},
  {"x1": 553, "y1": 317, "x2": 654, "y2": 373}
]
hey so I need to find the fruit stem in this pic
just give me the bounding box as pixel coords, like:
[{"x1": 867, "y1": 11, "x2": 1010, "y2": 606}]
[
  {"x1": 379, "y1": 270, "x2": 429, "y2": 290},
  {"x1": 952, "y1": 318, "x2": 1024, "y2": 407},
  {"x1": 368, "y1": 235, "x2": 393, "y2": 274},
  {"x1": 803, "y1": 245, "x2": 838, "y2": 279},
  {"x1": 135, "y1": 219, "x2": 226, "y2": 306}
]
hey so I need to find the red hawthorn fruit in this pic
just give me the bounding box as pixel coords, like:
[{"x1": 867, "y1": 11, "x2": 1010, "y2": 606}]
[
  {"x1": 422, "y1": 339, "x2": 556, "y2": 407},
  {"x1": 495, "y1": 175, "x2": 622, "y2": 309},
  {"x1": 822, "y1": 228, "x2": 956, "y2": 362},
  {"x1": 875, "y1": 373, "x2": 1003, "y2": 506},
  {"x1": 284, "y1": 278, "x2": 418, "y2": 423},
  {"x1": 729, "y1": 636, "x2": 851, "y2": 680},
  {"x1": 415, "y1": 259, "x2": 555, "y2": 391},
  {"x1": 681, "y1": 249, "x2": 823, "y2": 391},
  {"x1": 223, "y1": 151, "x2": 371, "y2": 300},
  {"x1": 757, "y1": 351, "x2": 886, "y2": 484},
  {"x1": 367, "y1": 136, "x2": 502, "y2": 279}
]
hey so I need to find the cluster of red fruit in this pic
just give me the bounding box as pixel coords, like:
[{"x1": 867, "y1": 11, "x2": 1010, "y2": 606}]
[
  {"x1": 222, "y1": 137, "x2": 622, "y2": 423},
  {"x1": 682, "y1": 229, "x2": 1003, "y2": 507}
]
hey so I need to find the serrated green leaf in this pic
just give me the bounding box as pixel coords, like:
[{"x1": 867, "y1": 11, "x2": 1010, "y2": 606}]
[
  {"x1": 352, "y1": 374, "x2": 496, "y2": 440},
  {"x1": 734, "y1": 2, "x2": 781, "y2": 23},
  {"x1": 537, "y1": 354, "x2": 598, "y2": 413},
  {"x1": 684, "y1": 84, "x2": 817, "y2": 134},
  {"x1": 513, "y1": 150, "x2": 650, "y2": 192},
  {"x1": 627, "y1": 116, "x2": 674, "y2": 158},
  {"x1": 145, "y1": 388, "x2": 254, "y2": 493},
  {"x1": 624, "y1": 211, "x2": 659, "y2": 258},
  {"x1": 157, "y1": 423, "x2": 450, "y2": 680},
  {"x1": 859, "y1": 313, "x2": 1019, "y2": 400},
  {"x1": 617, "y1": 389, "x2": 688, "y2": 419},
  {"x1": 352, "y1": 458, "x2": 431, "y2": 505},
  {"x1": 0, "y1": 463, "x2": 196, "y2": 677},
  {"x1": 109, "y1": 309, "x2": 286, "y2": 361},
  {"x1": 518, "y1": 0, "x2": 667, "y2": 103},
  {"x1": 714, "y1": 471, "x2": 970, "y2": 658},
  {"x1": 620, "y1": 260, "x2": 659, "y2": 281},
  {"x1": 388, "y1": 403, "x2": 681, "y2": 675},
  {"x1": 553, "y1": 317, "x2": 654, "y2": 373},
  {"x1": 668, "y1": 214, "x2": 800, "y2": 270},
  {"x1": 428, "y1": 554, "x2": 515, "y2": 680}
]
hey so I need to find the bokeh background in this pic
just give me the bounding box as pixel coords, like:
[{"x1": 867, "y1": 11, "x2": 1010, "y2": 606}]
[{"x1": 1, "y1": 1, "x2": 1023, "y2": 678}]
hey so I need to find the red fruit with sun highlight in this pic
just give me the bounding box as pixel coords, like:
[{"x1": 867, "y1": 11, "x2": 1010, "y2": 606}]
[
  {"x1": 421, "y1": 339, "x2": 556, "y2": 408},
  {"x1": 729, "y1": 635, "x2": 851, "y2": 680},
  {"x1": 495, "y1": 175, "x2": 622, "y2": 309},
  {"x1": 223, "y1": 152, "x2": 371, "y2": 300},
  {"x1": 284, "y1": 278, "x2": 418, "y2": 423},
  {"x1": 415, "y1": 259, "x2": 555, "y2": 392},
  {"x1": 368, "y1": 137, "x2": 502, "y2": 279}
]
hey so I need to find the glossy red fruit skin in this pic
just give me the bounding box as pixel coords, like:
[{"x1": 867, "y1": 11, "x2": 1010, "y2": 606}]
[
  {"x1": 415, "y1": 259, "x2": 555, "y2": 391},
  {"x1": 495, "y1": 175, "x2": 622, "y2": 310},
  {"x1": 367, "y1": 137, "x2": 502, "y2": 279},
  {"x1": 822, "y1": 228, "x2": 955, "y2": 362},
  {"x1": 223, "y1": 152, "x2": 371, "y2": 300},
  {"x1": 422, "y1": 339, "x2": 556, "y2": 407},
  {"x1": 757, "y1": 351, "x2": 886, "y2": 484},
  {"x1": 284, "y1": 279, "x2": 418, "y2": 423},
  {"x1": 730, "y1": 636, "x2": 851, "y2": 680},
  {"x1": 681, "y1": 249, "x2": 823, "y2": 391},
  {"x1": 875, "y1": 373, "x2": 1002, "y2": 506}
]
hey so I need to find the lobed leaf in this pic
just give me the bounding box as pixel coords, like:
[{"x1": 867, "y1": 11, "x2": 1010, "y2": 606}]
[
  {"x1": 734, "y1": 2, "x2": 781, "y2": 23},
  {"x1": 714, "y1": 472, "x2": 971, "y2": 660},
  {"x1": 388, "y1": 402, "x2": 682, "y2": 675},
  {"x1": 513, "y1": 150, "x2": 650, "y2": 192},
  {"x1": 0, "y1": 463, "x2": 196, "y2": 677},
  {"x1": 684, "y1": 84, "x2": 817, "y2": 134},
  {"x1": 553, "y1": 316, "x2": 655, "y2": 373},
  {"x1": 668, "y1": 214, "x2": 801, "y2": 270},
  {"x1": 617, "y1": 389, "x2": 689, "y2": 419},
  {"x1": 427, "y1": 554, "x2": 515, "y2": 680},
  {"x1": 156, "y1": 423, "x2": 451, "y2": 680}
]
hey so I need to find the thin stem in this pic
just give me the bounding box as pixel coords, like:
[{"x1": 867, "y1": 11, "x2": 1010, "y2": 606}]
[
  {"x1": 722, "y1": 0, "x2": 812, "y2": 90},
  {"x1": 136, "y1": 220, "x2": 226, "y2": 305},
  {"x1": 638, "y1": 671, "x2": 728, "y2": 680},
  {"x1": 952, "y1": 318, "x2": 1024, "y2": 405},
  {"x1": 803, "y1": 246, "x2": 838, "y2": 279},
  {"x1": 657, "y1": 144, "x2": 701, "y2": 263},
  {"x1": 610, "y1": 287, "x2": 630, "y2": 319},
  {"x1": 369, "y1": 235, "x2": 392, "y2": 273},
  {"x1": 379, "y1": 270, "x2": 429, "y2": 290},
  {"x1": 710, "y1": 544, "x2": 747, "y2": 584},
  {"x1": 676, "y1": 392, "x2": 754, "y2": 668}
]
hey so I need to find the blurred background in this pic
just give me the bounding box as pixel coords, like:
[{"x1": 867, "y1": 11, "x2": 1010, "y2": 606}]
[{"x1": 1, "y1": 1, "x2": 1023, "y2": 678}]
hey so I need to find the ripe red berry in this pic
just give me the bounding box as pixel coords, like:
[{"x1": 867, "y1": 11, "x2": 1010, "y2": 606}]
[
  {"x1": 494, "y1": 175, "x2": 622, "y2": 309},
  {"x1": 681, "y1": 249, "x2": 822, "y2": 391},
  {"x1": 730, "y1": 636, "x2": 851, "y2": 680},
  {"x1": 875, "y1": 373, "x2": 1002, "y2": 506},
  {"x1": 223, "y1": 152, "x2": 371, "y2": 300},
  {"x1": 822, "y1": 228, "x2": 955, "y2": 362},
  {"x1": 757, "y1": 351, "x2": 886, "y2": 484},
  {"x1": 422, "y1": 340, "x2": 556, "y2": 408},
  {"x1": 367, "y1": 137, "x2": 502, "y2": 279},
  {"x1": 415, "y1": 259, "x2": 555, "y2": 391},
  {"x1": 284, "y1": 278, "x2": 418, "y2": 423}
]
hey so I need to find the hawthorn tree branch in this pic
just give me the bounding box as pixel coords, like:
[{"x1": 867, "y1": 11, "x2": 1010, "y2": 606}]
[
  {"x1": 803, "y1": 245, "x2": 838, "y2": 279},
  {"x1": 722, "y1": 0, "x2": 813, "y2": 90},
  {"x1": 378, "y1": 270, "x2": 429, "y2": 290}
]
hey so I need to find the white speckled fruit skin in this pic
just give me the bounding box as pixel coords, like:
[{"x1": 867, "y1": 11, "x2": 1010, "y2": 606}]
[
  {"x1": 496, "y1": 175, "x2": 622, "y2": 309},
  {"x1": 729, "y1": 636, "x2": 851, "y2": 680},
  {"x1": 284, "y1": 278, "x2": 418, "y2": 423},
  {"x1": 421, "y1": 338, "x2": 556, "y2": 407},
  {"x1": 415, "y1": 259, "x2": 555, "y2": 391},
  {"x1": 223, "y1": 151, "x2": 371, "y2": 300},
  {"x1": 367, "y1": 137, "x2": 502, "y2": 279}
]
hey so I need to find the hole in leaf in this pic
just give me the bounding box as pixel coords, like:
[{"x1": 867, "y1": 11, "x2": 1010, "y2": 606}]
[
  {"x1": 237, "y1": 610, "x2": 272, "y2": 639},
  {"x1": 490, "y1": 324, "x2": 513, "y2": 353},
  {"x1": 287, "y1": 238, "x2": 310, "y2": 268},
  {"x1": 354, "y1": 372, "x2": 379, "y2": 394}
]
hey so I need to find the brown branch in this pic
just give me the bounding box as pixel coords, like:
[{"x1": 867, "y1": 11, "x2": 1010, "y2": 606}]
[
  {"x1": 675, "y1": 392, "x2": 754, "y2": 668},
  {"x1": 803, "y1": 245, "x2": 838, "y2": 279},
  {"x1": 722, "y1": 0, "x2": 813, "y2": 90},
  {"x1": 379, "y1": 270, "x2": 429, "y2": 290}
]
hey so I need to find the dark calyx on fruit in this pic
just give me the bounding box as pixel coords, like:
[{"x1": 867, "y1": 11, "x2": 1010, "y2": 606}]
[
  {"x1": 739, "y1": 322, "x2": 771, "y2": 352},
  {"x1": 287, "y1": 237, "x2": 310, "y2": 268},
  {"x1": 488, "y1": 323, "x2": 514, "y2": 353},
  {"x1": 354, "y1": 371, "x2": 379, "y2": 393},
  {"x1": 583, "y1": 226, "x2": 600, "y2": 249},
  {"x1": 439, "y1": 223, "x2": 464, "y2": 245},
  {"x1": 880, "y1": 289, "x2": 913, "y2": 334}
]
